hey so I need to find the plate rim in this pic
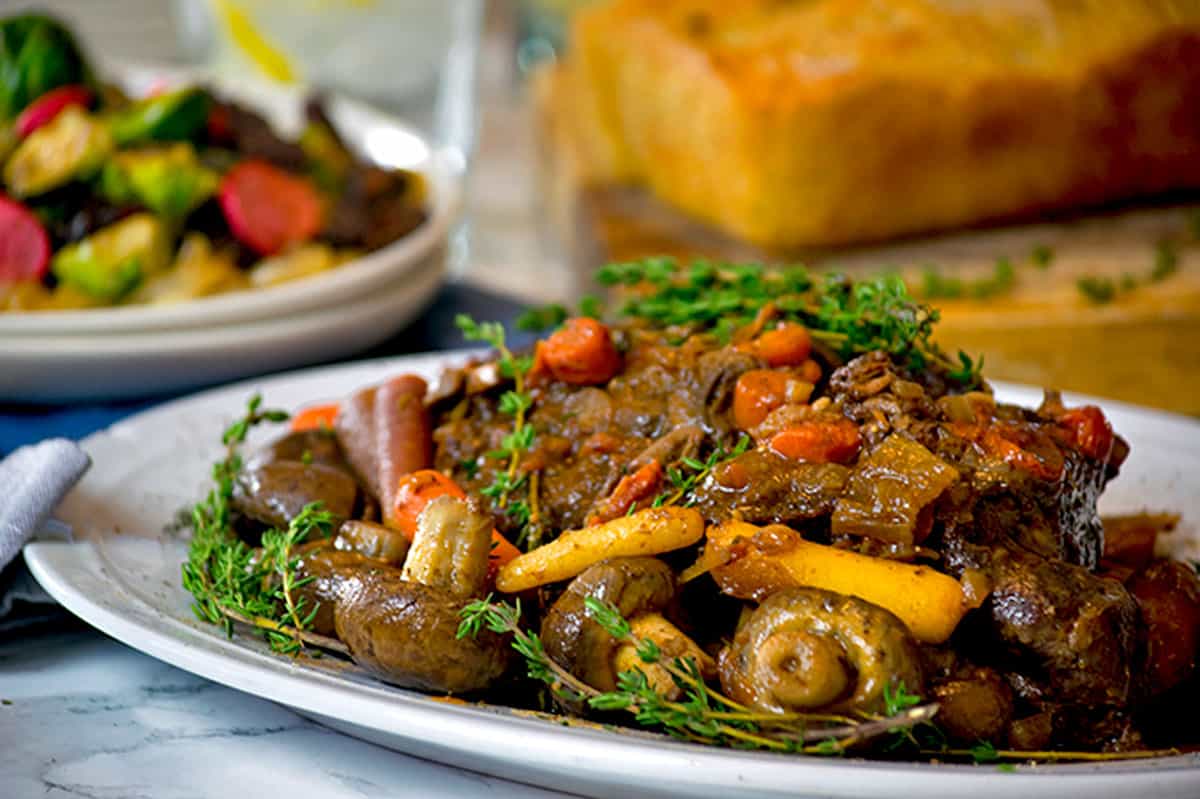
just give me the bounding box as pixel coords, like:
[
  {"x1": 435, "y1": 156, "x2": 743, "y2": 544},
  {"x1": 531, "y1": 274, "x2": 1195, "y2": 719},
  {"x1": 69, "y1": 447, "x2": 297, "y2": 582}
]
[{"x1": 23, "y1": 352, "x2": 1200, "y2": 798}]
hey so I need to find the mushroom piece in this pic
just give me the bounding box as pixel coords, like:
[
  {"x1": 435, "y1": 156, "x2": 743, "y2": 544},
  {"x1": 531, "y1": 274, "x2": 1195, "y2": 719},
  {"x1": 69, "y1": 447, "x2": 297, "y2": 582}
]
[
  {"x1": 541, "y1": 557, "x2": 715, "y2": 701},
  {"x1": 233, "y1": 459, "x2": 360, "y2": 529},
  {"x1": 332, "y1": 495, "x2": 509, "y2": 693},
  {"x1": 334, "y1": 519, "x2": 411, "y2": 566},
  {"x1": 294, "y1": 543, "x2": 386, "y2": 636},
  {"x1": 718, "y1": 587, "x2": 924, "y2": 715},
  {"x1": 245, "y1": 429, "x2": 349, "y2": 471},
  {"x1": 931, "y1": 667, "x2": 1014, "y2": 744}
]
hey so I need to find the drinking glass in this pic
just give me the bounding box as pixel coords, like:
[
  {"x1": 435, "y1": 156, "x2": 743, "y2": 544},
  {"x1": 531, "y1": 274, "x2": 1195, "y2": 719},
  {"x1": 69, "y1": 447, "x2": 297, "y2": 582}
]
[{"x1": 172, "y1": 0, "x2": 484, "y2": 165}]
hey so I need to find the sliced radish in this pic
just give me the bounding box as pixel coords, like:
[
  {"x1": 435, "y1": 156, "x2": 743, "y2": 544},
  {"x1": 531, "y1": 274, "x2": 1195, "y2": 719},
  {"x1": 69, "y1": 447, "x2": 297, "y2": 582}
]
[
  {"x1": 0, "y1": 195, "x2": 51, "y2": 282},
  {"x1": 15, "y1": 85, "x2": 93, "y2": 139},
  {"x1": 218, "y1": 160, "x2": 324, "y2": 256}
]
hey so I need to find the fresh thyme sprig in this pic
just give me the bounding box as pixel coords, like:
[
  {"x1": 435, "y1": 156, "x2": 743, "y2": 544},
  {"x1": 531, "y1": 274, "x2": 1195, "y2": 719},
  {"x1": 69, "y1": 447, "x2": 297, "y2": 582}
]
[
  {"x1": 596, "y1": 258, "x2": 983, "y2": 387},
  {"x1": 181, "y1": 394, "x2": 337, "y2": 655},
  {"x1": 456, "y1": 315, "x2": 539, "y2": 547},
  {"x1": 456, "y1": 595, "x2": 937, "y2": 754},
  {"x1": 653, "y1": 435, "x2": 751, "y2": 508},
  {"x1": 924, "y1": 741, "x2": 1178, "y2": 765},
  {"x1": 1077, "y1": 238, "x2": 1182, "y2": 305},
  {"x1": 920, "y1": 257, "x2": 1015, "y2": 300},
  {"x1": 1030, "y1": 244, "x2": 1054, "y2": 269},
  {"x1": 516, "y1": 303, "x2": 568, "y2": 332}
]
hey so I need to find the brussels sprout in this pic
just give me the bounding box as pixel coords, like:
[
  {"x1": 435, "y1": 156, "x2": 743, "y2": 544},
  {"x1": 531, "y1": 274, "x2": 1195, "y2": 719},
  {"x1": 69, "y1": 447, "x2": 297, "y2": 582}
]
[
  {"x1": 98, "y1": 143, "x2": 218, "y2": 219},
  {"x1": 109, "y1": 87, "x2": 210, "y2": 145},
  {"x1": 52, "y1": 212, "x2": 170, "y2": 300},
  {"x1": 0, "y1": 14, "x2": 94, "y2": 120},
  {"x1": 3, "y1": 104, "x2": 111, "y2": 196},
  {"x1": 299, "y1": 120, "x2": 352, "y2": 193},
  {"x1": 129, "y1": 233, "x2": 247, "y2": 305}
]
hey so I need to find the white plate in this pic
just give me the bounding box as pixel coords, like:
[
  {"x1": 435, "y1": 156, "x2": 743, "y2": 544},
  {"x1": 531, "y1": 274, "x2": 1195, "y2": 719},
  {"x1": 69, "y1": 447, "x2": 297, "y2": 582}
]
[
  {"x1": 24, "y1": 355, "x2": 1200, "y2": 799},
  {"x1": 0, "y1": 255, "x2": 444, "y2": 402},
  {"x1": 0, "y1": 64, "x2": 461, "y2": 337}
]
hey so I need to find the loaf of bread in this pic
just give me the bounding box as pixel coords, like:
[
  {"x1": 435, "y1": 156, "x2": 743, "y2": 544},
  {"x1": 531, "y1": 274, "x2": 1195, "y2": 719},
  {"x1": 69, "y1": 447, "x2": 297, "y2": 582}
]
[{"x1": 563, "y1": 0, "x2": 1200, "y2": 249}]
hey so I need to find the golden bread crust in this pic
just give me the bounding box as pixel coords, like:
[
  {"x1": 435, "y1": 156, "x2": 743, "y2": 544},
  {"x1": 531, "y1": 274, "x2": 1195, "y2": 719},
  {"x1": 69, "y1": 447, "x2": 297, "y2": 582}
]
[{"x1": 565, "y1": 0, "x2": 1200, "y2": 247}]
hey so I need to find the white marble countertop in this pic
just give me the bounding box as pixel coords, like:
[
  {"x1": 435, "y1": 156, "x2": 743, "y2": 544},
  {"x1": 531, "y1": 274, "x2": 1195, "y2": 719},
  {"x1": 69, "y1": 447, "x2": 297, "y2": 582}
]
[{"x1": 0, "y1": 625, "x2": 574, "y2": 798}]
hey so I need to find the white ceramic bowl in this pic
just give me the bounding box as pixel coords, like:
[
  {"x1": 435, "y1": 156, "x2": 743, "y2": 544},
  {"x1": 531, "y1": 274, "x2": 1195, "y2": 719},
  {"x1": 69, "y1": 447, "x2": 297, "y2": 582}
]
[{"x1": 0, "y1": 64, "x2": 462, "y2": 337}]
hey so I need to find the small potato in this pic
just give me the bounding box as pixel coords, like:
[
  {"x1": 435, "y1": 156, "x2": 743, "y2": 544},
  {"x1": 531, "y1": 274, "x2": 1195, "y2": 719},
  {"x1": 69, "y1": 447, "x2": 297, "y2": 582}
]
[
  {"x1": 496, "y1": 507, "x2": 703, "y2": 593},
  {"x1": 708, "y1": 520, "x2": 969, "y2": 644},
  {"x1": 613, "y1": 612, "x2": 716, "y2": 699}
]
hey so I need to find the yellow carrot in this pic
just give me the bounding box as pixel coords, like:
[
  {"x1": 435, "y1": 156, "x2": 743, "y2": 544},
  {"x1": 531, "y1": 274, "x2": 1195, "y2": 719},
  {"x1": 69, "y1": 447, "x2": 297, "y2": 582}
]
[
  {"x1": 707, "y1": 520, "x2": 970, "y2": 644},
  {"x1": 496, "y1": 507, "x2": 703, "y2": 593}
]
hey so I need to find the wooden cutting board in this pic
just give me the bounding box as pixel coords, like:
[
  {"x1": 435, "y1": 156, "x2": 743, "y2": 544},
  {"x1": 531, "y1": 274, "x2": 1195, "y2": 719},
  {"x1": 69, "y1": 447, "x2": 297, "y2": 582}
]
[{"x1": 533, "y1": 66, "x2": 1200, "y2": 416}]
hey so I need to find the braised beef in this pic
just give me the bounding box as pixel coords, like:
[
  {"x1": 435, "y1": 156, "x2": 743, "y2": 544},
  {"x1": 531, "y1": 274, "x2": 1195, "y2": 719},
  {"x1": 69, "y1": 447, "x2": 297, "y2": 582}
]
[
  {"x1": 690, "y1": 449, "x2": 849, "y2": 529},
  {"x1": 944, "y1": 539, "x2": 1138, "y2": 708},
  {"x1": 422, "y1": 330, "x2": 1176, "y2": 750}
]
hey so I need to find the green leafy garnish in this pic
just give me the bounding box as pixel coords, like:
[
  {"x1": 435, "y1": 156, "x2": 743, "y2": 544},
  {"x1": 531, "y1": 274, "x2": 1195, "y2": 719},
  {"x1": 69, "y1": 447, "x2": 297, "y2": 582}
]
[
  {"x1": 1076, "y1": 275, "x2": 1117, "y2": 304},
  {"x1": 1151, "y1": 240, "x2": 1179, "y2": 283},
  {"x1": 946, "y1": 351, "x2": 984, "y2": 387},
  {"x1": 1030, "y1": 244, "x2": 1054, "y2": 269},
  {"x1": 970, "y1": 740, "x2": 1000, "y2": 764},
  {"x1": 598, "y1": 258, "x2": 981, "y2": 386},
  {"x1": 456, "y1": 314, "x2": 538, "y2": 548},
  {"x1": 516, "y1": 303, "x2": 568, "y2": 332},
  {"x1": 578, "y1": 294, "x2": 604, "y2": 319},
  {"x1": 456, "y1": 595, "x2": 936, "y2": 754},
  {"x1": 920, "y1": 257, "x2": 1015, "y2": 301},
  {"x1": 181, "y1": 395, "x2": 337, "y2": 655},
  {"x1": 653, "y1": 435, "x2": 750, "y2": 508},
  {"x1": 1077, "y1": 239, "x2": 1181, "y2": 304},
  {"x1": 882, "y1": 681, "x2": 922, "y2": 718}
]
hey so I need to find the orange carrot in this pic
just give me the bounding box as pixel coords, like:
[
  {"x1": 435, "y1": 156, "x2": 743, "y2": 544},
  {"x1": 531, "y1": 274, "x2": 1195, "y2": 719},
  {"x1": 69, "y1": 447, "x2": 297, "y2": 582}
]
[
  {"x1": 391, "y1": 469, "x2": 520, "y2": 569},
  {"x1": 769, "y1": 420, "x2": 861, "y2": 464},
  {"x1": 754, "y1": 323, "x2": 812, "y2": 367},
  {"x1": 950, "y1": 422, "x2": 1063, "y2": 481},
  {"x1": 487, "y1": 531, "x2": 522, "y2": 568},
  {"x1": 290, "y1": 402, "x2": 340, "y2": 432},
  {"x1": 537, "y1": 317, "x2": 622, "y2": 385},
  {"x1": 1056, "y1": 405, "x2": 1114, "y2": 461},
  {"x1": 588, "y1": 459, "x2": 663, "y2": 526},
  {"x1": 392, "y1": 470, "x2": 466, "y2": 538},
  {"x1": 797, "y1": 358, "x2": 823, "y2": 384},
  {"x1": 732, "y1": 369, "x2": 814, "y2": 431}
]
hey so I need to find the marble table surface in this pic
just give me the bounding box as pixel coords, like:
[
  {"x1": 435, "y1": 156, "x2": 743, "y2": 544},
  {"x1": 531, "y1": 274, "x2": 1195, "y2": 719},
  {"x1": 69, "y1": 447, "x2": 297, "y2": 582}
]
[{"x1": 0, "y1": 624, "x2": 575, "y2": 798}]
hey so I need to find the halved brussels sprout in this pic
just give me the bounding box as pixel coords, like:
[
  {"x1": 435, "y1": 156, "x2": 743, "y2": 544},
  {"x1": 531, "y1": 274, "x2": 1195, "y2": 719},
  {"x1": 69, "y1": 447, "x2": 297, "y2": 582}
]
[
  {"x1": 52, "y1": 212, "x2": 170, "y2": 300},
  {"x1": 130, "y1": 232, "x2": 247, "y2": 305},
  {"x1": 98, "y1": 142, "x2": 218, "y2": 219},
  {"x1": 3, "y1": 104, "x2": 111, "y2": 196}
]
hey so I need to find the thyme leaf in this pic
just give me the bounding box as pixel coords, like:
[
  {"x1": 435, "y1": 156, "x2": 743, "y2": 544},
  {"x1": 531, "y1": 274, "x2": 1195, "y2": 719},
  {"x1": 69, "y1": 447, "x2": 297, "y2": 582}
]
[
  {"x1": 456, "y1": 315, "x2": 539, "y2": 548},
  {"x1": 457, "y1": 595, "x2": 937, "y2": 755},
  {"x1": 598, "y1": 258, "x2": 982, "y2": 388},
  {"x1": 181, "y1": 395, "x2": 336, "y2": 655},
  {"x1": 653, "y1": 435, "x2": 751, "y2": 508},
  {"x1": 516, "y1": 303, "x2": 568, "y2": 332}
]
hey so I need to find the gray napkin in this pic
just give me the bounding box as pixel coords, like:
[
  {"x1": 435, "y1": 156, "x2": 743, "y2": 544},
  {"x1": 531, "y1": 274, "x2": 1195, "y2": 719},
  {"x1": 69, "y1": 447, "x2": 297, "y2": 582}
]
[{"x1": 0, "y1": 439, "x2": 91, "y2": 626}]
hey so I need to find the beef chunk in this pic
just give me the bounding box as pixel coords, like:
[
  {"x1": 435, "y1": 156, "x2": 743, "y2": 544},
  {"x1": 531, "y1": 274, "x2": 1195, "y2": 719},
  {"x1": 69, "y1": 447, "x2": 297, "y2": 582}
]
[
  {"x1": 947, "y1": 540, "x2": 1139, "y2": 708},
  {"x1": 690, "y1": 449, "x2": 849, "y2": 528}
]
